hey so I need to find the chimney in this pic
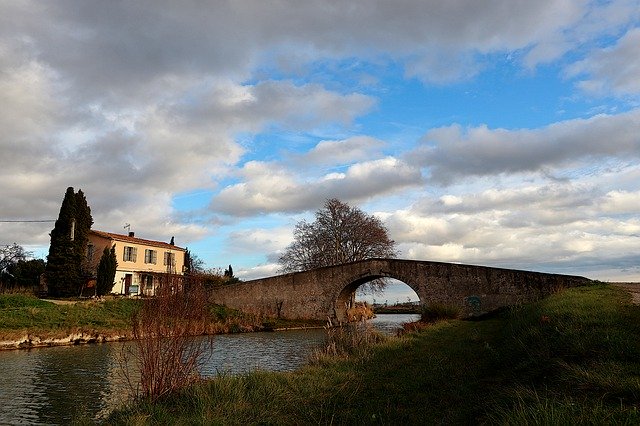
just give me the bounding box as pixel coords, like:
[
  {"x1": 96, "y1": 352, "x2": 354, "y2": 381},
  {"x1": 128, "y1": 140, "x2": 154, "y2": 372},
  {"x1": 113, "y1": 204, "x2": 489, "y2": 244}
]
[{"x1": 129, "y1": 231, "x2": 135, "y2": 237}]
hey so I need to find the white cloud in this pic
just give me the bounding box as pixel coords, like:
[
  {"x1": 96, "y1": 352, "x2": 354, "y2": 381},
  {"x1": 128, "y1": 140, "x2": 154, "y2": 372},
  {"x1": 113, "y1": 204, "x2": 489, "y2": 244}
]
[
  {"x1": 300, "y1": 136, "x2": 386, "y2": 166},
  {"x1": 567, "y1": 27, "x2": 640, "y2": 96},
  {"x1": 211, "y1": 157, "x2": 422, "y2": 216},
  {"x1": 226, "y1": 227, "x2": 293, "y2": 257},
  {"x1": 412, "y1": 109, "x2": 640, "y2": 184},
  {"x1": 601, "y1": 190, "x2": 640, "y2": 214},
  {"x1": 3, "y1": 0, "x2": 630, "y2": 95},
  {"x1": 383, "y1": 178, "x2": 640, "y2": 278},
  {"x1": 1, "y1": 0, "x2": 639, "y2": 284},
  {"x1": 236, "y1": 263, "x2": 281, "y2": 280}
]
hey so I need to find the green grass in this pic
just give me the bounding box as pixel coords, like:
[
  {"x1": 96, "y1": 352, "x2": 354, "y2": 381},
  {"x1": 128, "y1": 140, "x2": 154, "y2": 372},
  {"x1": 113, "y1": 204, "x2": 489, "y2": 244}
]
[
  {"x1": 106, "y1": 283, "x2": 640, "y2": 424},
  {"x1": 0, "y1": 294, "x2": 140, "y2": 339},
  {"x1": 0, "y1": 294, "x2": 323, "y2": 341}
]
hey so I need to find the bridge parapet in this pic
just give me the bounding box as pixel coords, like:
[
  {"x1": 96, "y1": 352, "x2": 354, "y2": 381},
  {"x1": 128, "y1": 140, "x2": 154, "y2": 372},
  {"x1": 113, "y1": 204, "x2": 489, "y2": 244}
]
[{"x1": 209, "y1": 259, "x2": 592, "y2": 322}]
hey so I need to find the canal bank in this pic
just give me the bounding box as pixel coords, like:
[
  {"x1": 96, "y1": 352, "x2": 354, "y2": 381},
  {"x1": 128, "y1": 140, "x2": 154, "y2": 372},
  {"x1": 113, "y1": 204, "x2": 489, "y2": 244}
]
[
  {"x1": 108, "y1": 284, "x2": 640, "y2": 424},
  {"x1": 0, "y1": 293, "x2": 326, "y2": 351},
  {"x1": 0, "y1": 314, "x2": 416, "y2": 424}
]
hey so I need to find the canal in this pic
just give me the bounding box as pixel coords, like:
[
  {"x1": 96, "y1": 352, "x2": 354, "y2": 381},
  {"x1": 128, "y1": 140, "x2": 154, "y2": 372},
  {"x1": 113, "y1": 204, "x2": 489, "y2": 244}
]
[{"x1": 0, "y1": 314, "x2": 419, "y2": 424}]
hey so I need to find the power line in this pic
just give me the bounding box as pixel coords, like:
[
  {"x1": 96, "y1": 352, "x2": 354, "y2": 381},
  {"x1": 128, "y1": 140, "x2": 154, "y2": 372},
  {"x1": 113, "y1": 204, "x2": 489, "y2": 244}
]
[{"x1": 0, "y1": 220, "x2": 56, "y2": 223}]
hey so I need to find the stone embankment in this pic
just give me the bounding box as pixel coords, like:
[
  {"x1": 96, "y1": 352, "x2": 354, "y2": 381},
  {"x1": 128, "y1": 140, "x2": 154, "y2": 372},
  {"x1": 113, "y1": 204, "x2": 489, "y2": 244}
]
[{"x1": 0, "y1": 331, "x2": 130, "y2": 350}]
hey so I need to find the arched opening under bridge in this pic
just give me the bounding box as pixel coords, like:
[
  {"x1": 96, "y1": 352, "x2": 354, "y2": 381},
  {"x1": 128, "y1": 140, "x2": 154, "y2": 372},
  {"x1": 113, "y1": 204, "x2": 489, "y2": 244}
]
[{"x1": 334, "y1": 274, "x2": 421, "y2": 323}]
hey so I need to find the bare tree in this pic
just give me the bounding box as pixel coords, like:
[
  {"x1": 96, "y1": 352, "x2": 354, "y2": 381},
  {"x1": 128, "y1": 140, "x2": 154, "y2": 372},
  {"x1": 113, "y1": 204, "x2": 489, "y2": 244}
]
[
  {"x1": 1, "y1": 244, "x2": 34, "y2": 290},
  {"x1": 279, "y1": 199, "x2": 397, "y2": 292},
  {"x1": 0, "y1": 243, "x2": 30, "y2": 273}
]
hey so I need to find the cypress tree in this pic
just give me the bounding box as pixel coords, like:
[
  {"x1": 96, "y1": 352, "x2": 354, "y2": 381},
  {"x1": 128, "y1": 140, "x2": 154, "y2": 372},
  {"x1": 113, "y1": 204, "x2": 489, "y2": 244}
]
[
  {"x1": 74, "y1": 189, "x2": 93, "y2": 279},
  {"x1": 96, "y1": 244, "x2": 117, "y2": 296},
  {"x1": 45, "y1": 187, "x2": 93, "y2": 297},
  {"x1": 184, "y1": 249, "x2": 192, "y2": 275}
]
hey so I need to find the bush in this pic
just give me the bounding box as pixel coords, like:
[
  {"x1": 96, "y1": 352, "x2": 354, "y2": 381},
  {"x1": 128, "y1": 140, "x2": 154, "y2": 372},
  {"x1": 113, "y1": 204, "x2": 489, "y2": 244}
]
[
  {"x1": 122, "y1": 277, "x2": 214, "y2": 401},
  {"x1": 420, "y1": 303, "x2": 460, "y2": 323},
  {"x1": 310, "y1": 323, "x2": 387, "y2": 363}
]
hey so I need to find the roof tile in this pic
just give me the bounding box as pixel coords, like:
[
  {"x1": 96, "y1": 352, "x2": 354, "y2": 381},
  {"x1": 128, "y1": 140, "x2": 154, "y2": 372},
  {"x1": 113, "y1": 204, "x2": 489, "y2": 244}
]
[{"x1": 90, "y1": 230, "x2": 185, "y2": 251}]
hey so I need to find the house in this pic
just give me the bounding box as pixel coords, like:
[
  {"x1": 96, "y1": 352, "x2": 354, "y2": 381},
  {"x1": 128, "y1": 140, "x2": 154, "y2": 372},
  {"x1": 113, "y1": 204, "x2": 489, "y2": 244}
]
[{"x1": 87, "y1": 230, "x2": 186, "y2": 296}]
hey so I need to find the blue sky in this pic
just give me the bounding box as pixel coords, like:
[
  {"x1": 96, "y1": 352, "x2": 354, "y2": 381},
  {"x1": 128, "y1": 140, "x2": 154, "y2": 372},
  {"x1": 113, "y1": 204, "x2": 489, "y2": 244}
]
[{"x1": 1, "y1": 1, "x2": 640, "y2": 302}]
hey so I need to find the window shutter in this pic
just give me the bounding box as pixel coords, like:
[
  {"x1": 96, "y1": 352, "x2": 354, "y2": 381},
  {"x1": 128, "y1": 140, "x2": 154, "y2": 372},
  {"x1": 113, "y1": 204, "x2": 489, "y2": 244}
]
[
  {"x1": 132, "y1": 247, "x2": 137, "y2": 262},
  {"x1": 152, "y1": 250, "x2": 157, "y2": 264}
]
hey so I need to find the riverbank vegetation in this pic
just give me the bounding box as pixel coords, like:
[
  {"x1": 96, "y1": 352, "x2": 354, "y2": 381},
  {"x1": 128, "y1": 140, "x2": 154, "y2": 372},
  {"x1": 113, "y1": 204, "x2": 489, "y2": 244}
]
[
  {"x1": 0, "y1": 293, "x2": 323, "y2": 347},
  {"x1": 0, "y1": 294, "x2": 138, "y2": 341},
  {"x1": 108, "y1": 283, "x2": 640, "y2": 424},
  {"x1": 373, "y1": 301, "x2": 421, "y2": 314}
]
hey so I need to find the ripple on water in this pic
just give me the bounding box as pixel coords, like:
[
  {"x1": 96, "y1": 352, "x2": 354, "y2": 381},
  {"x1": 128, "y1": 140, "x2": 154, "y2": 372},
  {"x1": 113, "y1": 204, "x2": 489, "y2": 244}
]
[{"x1": 0, "y1": 315, "x2": 417, "y2": 424}]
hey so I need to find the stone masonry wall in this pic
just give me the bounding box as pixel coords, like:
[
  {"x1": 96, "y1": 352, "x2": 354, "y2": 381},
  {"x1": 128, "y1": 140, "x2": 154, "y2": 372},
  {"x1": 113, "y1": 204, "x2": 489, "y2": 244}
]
[{"x1": 209, "y1": 259, "x2": 592, "y2": 322}]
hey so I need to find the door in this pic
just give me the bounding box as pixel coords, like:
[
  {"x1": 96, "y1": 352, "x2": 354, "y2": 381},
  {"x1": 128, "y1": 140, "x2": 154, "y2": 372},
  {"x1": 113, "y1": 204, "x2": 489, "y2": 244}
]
[{"x1": 124, "y1": 274, "x2": 132, "y2": 295}]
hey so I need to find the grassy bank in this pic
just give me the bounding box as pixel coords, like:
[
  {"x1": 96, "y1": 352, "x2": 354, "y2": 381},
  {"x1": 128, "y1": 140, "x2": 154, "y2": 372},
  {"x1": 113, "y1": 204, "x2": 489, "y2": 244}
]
[
  {"x1": 0, "y1": 294, "x2": 139, "y2": 341},
  {"x1": 0, "y1": 294, "x2": 323, "y2": 344},
  {"x1": 107, "y1": 283, "x2": 640, "y2": 424}
]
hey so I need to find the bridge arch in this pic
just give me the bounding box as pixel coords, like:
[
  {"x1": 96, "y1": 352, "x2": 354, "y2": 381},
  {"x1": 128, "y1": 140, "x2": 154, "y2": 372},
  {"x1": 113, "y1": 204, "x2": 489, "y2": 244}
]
[{"x1": 333, "y1": 268, "x2": 422, "y2": 323}]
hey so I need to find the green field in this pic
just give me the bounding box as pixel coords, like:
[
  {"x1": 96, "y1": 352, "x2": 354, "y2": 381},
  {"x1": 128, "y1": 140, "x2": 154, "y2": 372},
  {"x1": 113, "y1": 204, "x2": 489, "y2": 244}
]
[{"x1": 107, "y1": 283, "x2": 640, "y2": 424}]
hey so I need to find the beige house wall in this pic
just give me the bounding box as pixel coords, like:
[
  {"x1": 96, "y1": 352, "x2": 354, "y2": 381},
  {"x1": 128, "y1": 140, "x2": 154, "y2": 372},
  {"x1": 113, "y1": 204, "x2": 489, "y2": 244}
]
[{"x1": 87, "y1": 231, "x2": 186, "y2": 296}]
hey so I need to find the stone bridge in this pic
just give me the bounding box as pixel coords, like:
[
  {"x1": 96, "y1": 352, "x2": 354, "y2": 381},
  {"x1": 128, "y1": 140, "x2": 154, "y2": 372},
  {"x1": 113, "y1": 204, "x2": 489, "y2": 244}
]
[{"x1": 210, "y1": 258, "x2": 591, "y2": 323}]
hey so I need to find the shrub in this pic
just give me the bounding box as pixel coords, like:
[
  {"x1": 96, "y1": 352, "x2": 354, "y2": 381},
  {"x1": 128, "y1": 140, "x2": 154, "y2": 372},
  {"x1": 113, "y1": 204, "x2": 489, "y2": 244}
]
[
  {"x1": 122, "y1": 276, "x2": 213, "y2": 401},
  {"x1": 310, "y1": 323, "x2": 387, "y2": 363},
  {"x1": 420, "y1": 303, "x2": 460, "y2": 323}
]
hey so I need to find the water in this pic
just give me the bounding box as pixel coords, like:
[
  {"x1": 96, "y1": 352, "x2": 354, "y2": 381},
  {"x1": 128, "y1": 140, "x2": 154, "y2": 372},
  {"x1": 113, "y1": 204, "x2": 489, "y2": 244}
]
[
  {"x1": 0, "y1": 315, "x2": 417, "y2": 424},
  {"x1": 370, "y1": 313, "x2": 420, "y2": 335}
]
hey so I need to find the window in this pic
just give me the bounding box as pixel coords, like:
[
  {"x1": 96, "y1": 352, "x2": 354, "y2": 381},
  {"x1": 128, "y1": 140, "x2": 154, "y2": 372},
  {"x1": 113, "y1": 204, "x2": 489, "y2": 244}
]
[
  {"x1": 86, "y1": 244, "x2": 95, "y2": 262},
  {"x1": 144, "y1": 249, "x2": 157, "y2": 264},
  {"x1": 123, "y1": 246, "x2": 137, "y2": 262},
  {"x1": 164, "y1": 252, "x2": 175, "y2": 267}
]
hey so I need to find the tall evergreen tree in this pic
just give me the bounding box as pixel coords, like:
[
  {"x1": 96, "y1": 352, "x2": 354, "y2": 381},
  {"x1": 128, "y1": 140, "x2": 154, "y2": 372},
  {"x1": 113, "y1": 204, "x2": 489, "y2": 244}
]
[
  {"x1": 96, "y1": 244, "x2": 117, "y2": 296},
  {"x1": 74, "y1": 189, "x2": 93, "y2": 278},
  {"x1": 45, "y1": 187, "x2": 94, "y2": 297}
]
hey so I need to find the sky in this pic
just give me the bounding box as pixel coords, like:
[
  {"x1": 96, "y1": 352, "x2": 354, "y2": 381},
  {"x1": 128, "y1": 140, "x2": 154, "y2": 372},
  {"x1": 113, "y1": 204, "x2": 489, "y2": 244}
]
[{"x1": 1, "y1": 1, "x2": 640, "y2": 303}]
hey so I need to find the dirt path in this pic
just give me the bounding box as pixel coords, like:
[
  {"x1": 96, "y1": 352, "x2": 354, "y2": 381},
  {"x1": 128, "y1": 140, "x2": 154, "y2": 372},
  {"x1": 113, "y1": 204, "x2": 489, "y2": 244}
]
[
  {"x1": 40, "y1": 299, "x2": 79, "y2": 305},
  {"x1": 611, "y1": 282, "x2": 640, "y2": 305}
]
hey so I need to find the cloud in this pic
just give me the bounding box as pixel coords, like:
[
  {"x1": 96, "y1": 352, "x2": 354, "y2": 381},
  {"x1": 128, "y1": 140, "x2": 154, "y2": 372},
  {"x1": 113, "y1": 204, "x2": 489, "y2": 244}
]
[
  {"x1": 413, "y1": 184, "x2": 597, "y2": 216},
  {"x1": 2, "y1": 0, "x2": 639, "y2": 283},
  {"x1": 411, "y1": 109, "x2": 640, "y2": 184},
  {"x1": 299, "y1": 136, "x2": 386, "y2": 166},
  {"x1": 567, "y1": 27, "x2": 640, "y2": 96},
  {"x1": 0, "y1": 47, "x2": 373, "y2": 244},
  {"x1": 3, "y1": 0, "x2": 627, "y2": 96},
  {"x1": 225, "y1": 227, "x2": 292, "y2": 257},
  {"x1": 381, "y1": 178, "x2": 640, "y2": 276},
  {"x1": 601, "y1": 190, "x2": 640, "y2": 214},
  {"x1": 211, "y1": 157, "x2": 422, "y2": 216},
  {"x1": 236, "y1": 263, "x2": 282, "y2": 281}
]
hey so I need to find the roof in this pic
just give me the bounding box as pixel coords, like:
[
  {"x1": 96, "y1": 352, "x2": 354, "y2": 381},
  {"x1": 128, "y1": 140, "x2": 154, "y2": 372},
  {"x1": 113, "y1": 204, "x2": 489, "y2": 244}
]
[{"x1": 90, "y1": 230, "x2": 185, "y2": 251}]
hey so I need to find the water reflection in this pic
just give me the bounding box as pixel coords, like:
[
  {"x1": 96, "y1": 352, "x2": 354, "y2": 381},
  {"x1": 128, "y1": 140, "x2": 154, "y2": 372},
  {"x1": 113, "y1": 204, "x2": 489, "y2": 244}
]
[
  {"x1": 369, "y1": 313, "x2": 421, "y2": 335},
  {"x1": 0, "y1": 315, "x2": 417, "y2": 424},
  {"x1": 0, "y1": 343, "x2": 128, "y2": 424}
]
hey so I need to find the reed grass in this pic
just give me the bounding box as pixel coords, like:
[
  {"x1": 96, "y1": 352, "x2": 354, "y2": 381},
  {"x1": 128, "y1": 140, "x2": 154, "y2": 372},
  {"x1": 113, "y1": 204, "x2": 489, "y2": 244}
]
[{"x1": 308, "y1": 322, "x2": 387, "y2": 364}]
